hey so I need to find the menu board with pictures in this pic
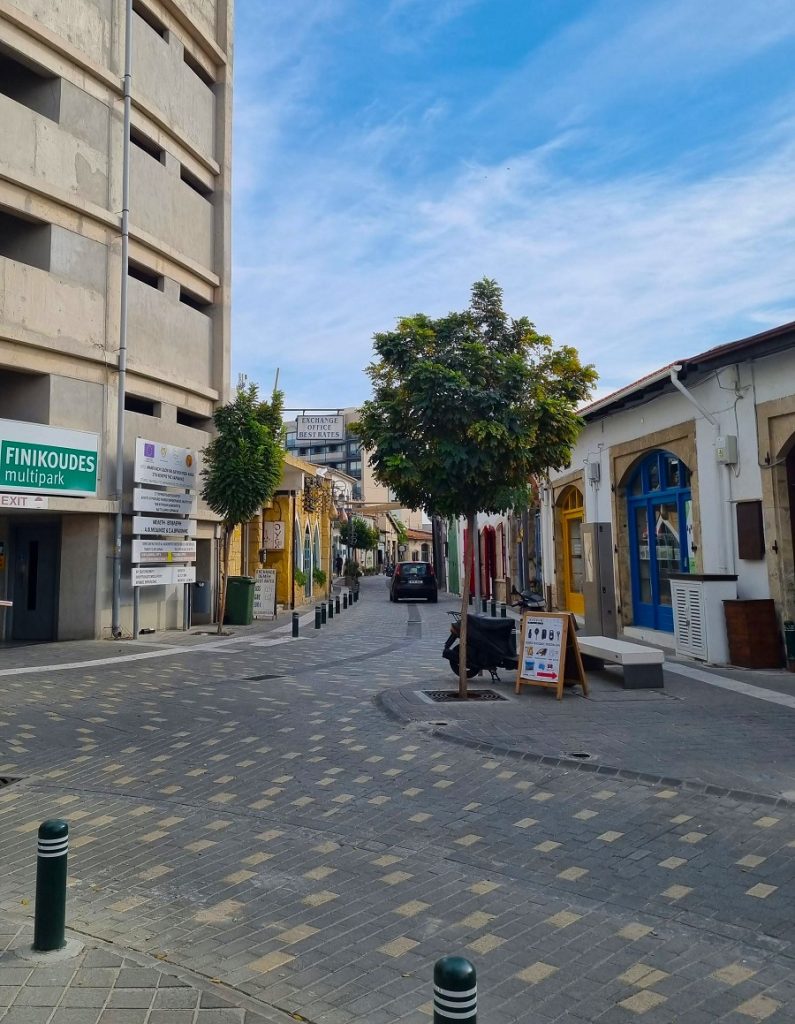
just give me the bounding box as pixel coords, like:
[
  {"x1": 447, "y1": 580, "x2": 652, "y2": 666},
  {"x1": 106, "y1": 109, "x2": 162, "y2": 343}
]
[{"x1": 515, "y1": 611, "x2": 588, "y2": 700}]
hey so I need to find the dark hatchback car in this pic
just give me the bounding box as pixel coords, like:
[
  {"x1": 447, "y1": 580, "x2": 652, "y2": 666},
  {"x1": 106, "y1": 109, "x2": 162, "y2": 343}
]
[{"x1": 389, "y1": 561, "x2": 438, "y2": 602}]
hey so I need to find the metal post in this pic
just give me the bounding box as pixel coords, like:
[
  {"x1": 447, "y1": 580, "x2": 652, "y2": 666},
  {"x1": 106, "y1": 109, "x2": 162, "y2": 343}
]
[
  {"x1": 321, "y1": 602, "x2": 327, "y2": 624},
  {"x1": 328, "y1": 599, "x2": 334, "y2": 620},
  {"x1": 481, "y1": 598, "x2": 487, "y2": 614},
  {"x1": 490, "y1": 599, "x2": 496, "y2": 617},
  {"x1": 292, "y1": 611, "x2": 299, "y2": 637},
  {"x1": 434, "y1": 956, "x2": 476, "y2": 1024},
  {"x1": 132, "y1": 586, "x2": 140, "y2": 637},
  {"x1": 500, "y1": 603, "x2": 506, "y2": 618},
  {"x1": 183, "y1": 582, "x2": 190, "y2": 631},
  {"x1": 33, "y1": 819, "x2": 69, "y2": 952},
  {"x1": 335, "y1": 595, "x2": 340, "y2": 614},
  {"x1": 353, "y1": 588, "x2": 359, "y2": 603},
  {"x1": 315, "y1": 606, "x2": 322, "y2": 629},
  {"x1": 343, "y1": 592, "x2": 348, "y2": 609}
]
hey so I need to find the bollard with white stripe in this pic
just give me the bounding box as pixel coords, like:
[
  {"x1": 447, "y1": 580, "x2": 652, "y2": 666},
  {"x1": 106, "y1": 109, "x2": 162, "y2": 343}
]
[
  {"x1": 434, "y1": 955, "x2": 476, "y2": 1023},
  {"x1": 33, "y1": 819, "x2": 69, "y2": 952}
]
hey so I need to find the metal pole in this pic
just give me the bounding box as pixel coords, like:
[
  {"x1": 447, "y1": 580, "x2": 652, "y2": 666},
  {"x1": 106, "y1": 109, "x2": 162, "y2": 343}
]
[
  {"x1": 33, "y1": 819, "x2": 69, "y2": 952},
  {"x1": 473, "y1": 522, "x2": 482, "y2": 608},
  {"x1": 343, "y1": 592, "x2": 347, "y2": 609},
  {"x1": 315, "y1": 606, "x2": 322, "y2": 629},
  {"x1": 183, "y1": 582, "x2": 190, "y2": 631},
  {"x1": 321, "y1": 602, "x2": 327, "y2": 624},
  {"x1": 434, "y1": 956, "x2": 476, "y2": 1024},
  {"x1": 500, "y1": 603, "x2": 506, "y2": 618},
  {"x1": 335, "y1": 595, "x2": 340, "y2": 614},
  {"x1": 328, "y1": 599, "x2": 333, "y2": 620},
  {"x1": 111, "y1": 0, "x2": 133, "y2": 639},
  {"x1": 292, "y1": 611, "x2": 299, "y2": 637},
  {"x1": 132, "y1": 586, "x2": 140, "y2": 637}
]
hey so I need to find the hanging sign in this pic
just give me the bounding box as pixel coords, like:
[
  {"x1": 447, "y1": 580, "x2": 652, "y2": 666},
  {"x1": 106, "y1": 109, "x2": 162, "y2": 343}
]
[
  {"x1": 296, "y1": 415, "x2": 344, "y2": 442},
  {"x1": 133, "y1": 488, "x2": 196, "y2": 516},
  {"x1": 515, "y1": 611, "x2": 588, "y2": 700},
  {"x1": 132, "y1": 539, "x2": 196, "y2": 563},
  {"x1": 134, "y1": 438, "x2": 197, "y2": 488},
  {"x1": 132, "y1": 516, "x2": 197, "y2": 537},
  {"x1": 132, "y1": 565, "x2": 196, "y2": 587},
  {"x1": 253, "y1": 568, "x2": 277, "y2": 619},
  {"x1": 263, "y1": 521, "x2": 285, "y2": 550}
]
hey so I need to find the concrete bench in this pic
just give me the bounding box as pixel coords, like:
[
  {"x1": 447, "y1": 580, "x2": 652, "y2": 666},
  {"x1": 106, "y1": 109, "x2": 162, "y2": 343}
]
[{"x1": 577, "y1": 636, "x2": 665, "y2": 689}]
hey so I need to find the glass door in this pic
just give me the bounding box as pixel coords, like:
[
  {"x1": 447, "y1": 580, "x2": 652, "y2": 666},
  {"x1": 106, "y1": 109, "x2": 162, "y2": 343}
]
[{"x1": 563, "y1": 510, "x2": 584, "y2": 616}]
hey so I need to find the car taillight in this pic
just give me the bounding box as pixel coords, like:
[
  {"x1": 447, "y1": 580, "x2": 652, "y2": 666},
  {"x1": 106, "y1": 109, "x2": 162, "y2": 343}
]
[{"x1": 394, "y1": 565, "x2": 401, "y2": 577}]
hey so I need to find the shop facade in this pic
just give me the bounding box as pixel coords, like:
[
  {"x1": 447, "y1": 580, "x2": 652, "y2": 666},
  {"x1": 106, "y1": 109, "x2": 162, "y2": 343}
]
[{"x1": 541, "y1": 321, "x2": 795, "y2": 661}]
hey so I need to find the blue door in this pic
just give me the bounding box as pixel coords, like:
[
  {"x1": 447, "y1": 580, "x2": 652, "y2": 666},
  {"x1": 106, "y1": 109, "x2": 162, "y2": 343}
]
[{"x1": 628, "y1": 451, "x2": 691, "y2": 632}]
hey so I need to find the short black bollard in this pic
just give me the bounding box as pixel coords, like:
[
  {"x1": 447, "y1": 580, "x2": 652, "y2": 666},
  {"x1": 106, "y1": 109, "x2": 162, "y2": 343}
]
[
  {"x1": 434, "y1": 956, "x2": 476, "y2": 1023},
  {"x1": 343, "y1": 592, "x2": 348, "y2": 610},
  {"x1": 328, "y1": 599, "x2": 334, "y2": 620},
  {"x1": 33, "y1": 819, "x2": 69, "y2": 952},
  {"x1": 490, "y1": 599, "x2": 496, "y2": 617},
  {"x1": 353, "y1": 589, "x2": 359, "y2": 603},
  {"x1": 315, "y1": 606, "x2": 322, "y2": 629},
  {"x1": 468, "y1": 594, "x2": 473, "y2": 606},
  {"x1": 292, "y1": 611, "x2": 299, "y2": 637},
  {"x1": 335, "y1": 595, "x2": 341, "y2": 615},
  {"x1": 481, "y1": 598, "x2": 487, "y2": 614},
  {"x1": 321, "y1": 602, "x2": 327, "y2": 624},
  {"x1": 500, "y1": 603, "x2": 506, "y2": 618}
]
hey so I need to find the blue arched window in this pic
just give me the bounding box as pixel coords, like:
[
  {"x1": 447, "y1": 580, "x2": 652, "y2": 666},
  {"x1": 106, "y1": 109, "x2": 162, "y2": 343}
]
[
  {"x1": 304, "y1": 526, "x2": 313, "y2": 596},
  {"x1": 627, "y1": 451, "x2": 692, "y2": 632}
]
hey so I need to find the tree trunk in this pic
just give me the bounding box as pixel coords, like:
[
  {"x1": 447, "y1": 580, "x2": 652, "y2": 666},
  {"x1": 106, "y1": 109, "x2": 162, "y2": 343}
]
[
  {"x1": 459, "y1": 513, "x2": 476, "y2": 699},
  {"x1": 216, "y1": 526, "x2": 231, "y2": 635}
]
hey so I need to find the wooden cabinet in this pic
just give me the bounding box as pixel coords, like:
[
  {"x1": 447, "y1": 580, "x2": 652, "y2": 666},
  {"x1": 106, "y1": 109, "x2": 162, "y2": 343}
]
[{"x1": 723, "y1": 599, "x2": 783, "y2": 669}]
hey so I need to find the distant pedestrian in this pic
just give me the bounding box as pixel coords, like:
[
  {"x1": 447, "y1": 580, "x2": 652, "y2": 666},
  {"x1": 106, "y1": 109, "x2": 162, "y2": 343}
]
[{"x1": 335, "y1": 555, "x2": 343, "y2": 575}]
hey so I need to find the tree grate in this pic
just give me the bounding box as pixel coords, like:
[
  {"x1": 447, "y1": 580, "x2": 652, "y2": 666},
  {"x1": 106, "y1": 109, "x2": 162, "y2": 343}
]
[{"x1": 423, "y1": 690, "x2": 508, "y2": 703}]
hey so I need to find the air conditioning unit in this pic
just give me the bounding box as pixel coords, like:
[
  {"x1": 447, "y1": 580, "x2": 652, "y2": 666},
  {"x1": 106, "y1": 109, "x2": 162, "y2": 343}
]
[{"x1": 670, "y1": 575, "x2": 737, "y2": 663}]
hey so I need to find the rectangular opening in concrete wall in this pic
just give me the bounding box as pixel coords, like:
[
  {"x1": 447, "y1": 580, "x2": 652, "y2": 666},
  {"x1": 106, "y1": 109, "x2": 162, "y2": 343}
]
[
  {"x1": 180, "y1": 165, "x2": 213, "y2": 200},
  {"x1": 130, "y1": 126, "x2": 165, "y2": 164},
  {"x1": 0, "y1": 207, "x2": 51, "y2": 272},
  {"x1": 124, "y1": 394, "x2": 160, "y2": 417},
  {"x1": 0, "y1": 367, "x2": 50, "y2": 424},
  {"x1": 132, "y1": 0, "x2": 169, "y2": 40},
  {"x1": 0, "y1": 43, "x2": 61, "y2": 122},
  {"x1": 177, "y1": 408, "x2": 212, "y2": 430},
  {"x1": 179, "y1": 286, "x2": 212, "y2": 314},
  {"x1": 183, "y1": 49, "x2": 215, "y2": 88},
  {"x1": 128, "y1": 260, "x2": 163, "y2": 290}
]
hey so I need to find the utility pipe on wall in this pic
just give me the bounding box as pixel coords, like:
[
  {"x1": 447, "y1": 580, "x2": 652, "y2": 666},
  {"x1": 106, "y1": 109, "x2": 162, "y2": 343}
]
[{"x1": 111, "y1": 0, "x2": 133, "y2": 637}]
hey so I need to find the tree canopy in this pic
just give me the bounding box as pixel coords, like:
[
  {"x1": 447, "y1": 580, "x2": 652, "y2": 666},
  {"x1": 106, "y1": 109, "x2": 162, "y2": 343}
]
[
  {"x1": 354, "y1": 278, "x2": 597, "y2": 519},
  {"x1": 340, "y1": 516, "x2": 379, "y2": 551}
]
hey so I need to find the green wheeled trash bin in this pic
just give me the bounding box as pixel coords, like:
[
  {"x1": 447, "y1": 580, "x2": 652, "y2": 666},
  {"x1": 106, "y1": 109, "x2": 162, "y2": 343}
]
[{"x1": 225, "y1": 576, "x2": 255, "y2": 625}]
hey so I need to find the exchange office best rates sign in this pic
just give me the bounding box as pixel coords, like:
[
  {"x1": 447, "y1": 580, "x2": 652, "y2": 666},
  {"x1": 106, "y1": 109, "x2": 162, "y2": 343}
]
[{"x1": 0, "y1": 418, "x2": 99, "y2": 497}]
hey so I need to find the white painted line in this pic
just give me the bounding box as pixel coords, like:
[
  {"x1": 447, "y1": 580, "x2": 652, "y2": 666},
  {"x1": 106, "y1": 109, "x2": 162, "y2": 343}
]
[{"x1": 665, "y1": 662, "x2": 795, "y2": 711}]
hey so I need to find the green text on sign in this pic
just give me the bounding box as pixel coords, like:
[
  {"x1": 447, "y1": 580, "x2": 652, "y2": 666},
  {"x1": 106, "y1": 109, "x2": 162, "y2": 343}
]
[{"x1": 0, "y1": 441, "x2": 98, "y2": 494}]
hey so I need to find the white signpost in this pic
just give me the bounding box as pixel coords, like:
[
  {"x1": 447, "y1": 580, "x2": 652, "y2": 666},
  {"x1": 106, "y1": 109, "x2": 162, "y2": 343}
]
[
  {"x1": 296, "y1": 415, "x2": 344, "y2": 442},
  {"x1": 132, "y1": 565, "x2": 197, "y2": 587},
  {"x1": 134, "y1": 439, "x2": 197, "y2": 488},
  {"x1": 132, "y1": 539, "x2": 196, "y2": 563},
  {"x1": 253, "y1": 568, "x2": 277, "y2": 619},
  {"x1": 133, "y1": 488, "x2": 195, "y2": 516},
  {"x1": 132, "y1": 516, "x2": 197, "y2": 538}
]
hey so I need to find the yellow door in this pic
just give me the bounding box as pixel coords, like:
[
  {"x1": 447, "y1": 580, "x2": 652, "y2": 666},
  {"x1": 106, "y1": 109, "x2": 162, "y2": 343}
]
[{"x1": 561, "y1": 490, "x2": 584, "y2": 616}]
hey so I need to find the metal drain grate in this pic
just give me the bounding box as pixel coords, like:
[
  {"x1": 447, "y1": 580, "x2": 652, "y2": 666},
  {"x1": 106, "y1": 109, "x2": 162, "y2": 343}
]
[
  {"x1": 0, "y1": 777, "x2": 22, "y2": 790},
  {"x1": 423, "y1": 690, "x2": 508, "y2": 703}
]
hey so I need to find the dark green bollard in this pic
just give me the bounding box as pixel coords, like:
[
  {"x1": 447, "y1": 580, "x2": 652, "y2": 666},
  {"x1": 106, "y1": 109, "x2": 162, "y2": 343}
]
[
  {"x1": 353, "y1": 589, "x2": 359, "y2": 603},
  {"x1": 315, "y1": 606, "x2": 322, "y2": 629},
  {"x1": 343, "y1": 592, "x2": 348, "y2": 609},
  {"x1": 328, "y1": 599, "x2": 334, "y2": 620},
  {"x1": 335, "y1": 595, "x2": 341, "y2": 615},
  {"x1": 321, "y1": 602, "x2": 327, "y2": 624},
  {"x1": 500, "y1": 603, "x2": 506, "y2": 618},
  {"x1": 292, "y1": 612, "x2": 299, "y2": 637},
  {"x1": 490, "y1": 599, "x2": 496, "y2": 617},
  {"x1": 468, "y1": 594, "x2": 473, "y2": 606},
  {"x1": 785, "y1": 620, "x2": 795, "y2": 668},
  {"x1": 481, "y1": 598, "x2": 487, "y2": 613},
  {"x1": 33, "y1": 819, "x2": 69, "y2": 952},
  {"x1": 434, "y1": 956, "x2": 476, "y2": 1023}
]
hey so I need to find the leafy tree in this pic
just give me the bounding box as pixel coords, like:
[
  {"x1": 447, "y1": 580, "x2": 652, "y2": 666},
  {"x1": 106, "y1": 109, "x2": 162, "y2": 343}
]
[
  {"x1": 339, "y1": 516, "x2": 379, "y2": 554},
  {"x1": 202, "y1": 383, "x2": 285, "y2": 632},
  {"x1": 354, "y1": 279, "x2": 596, "y2": 696}
]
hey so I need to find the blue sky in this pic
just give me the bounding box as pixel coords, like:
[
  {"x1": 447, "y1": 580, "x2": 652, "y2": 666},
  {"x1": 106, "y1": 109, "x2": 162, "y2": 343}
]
[{"x1": 232, "y1": 0, "x2": 795, "y2": 408}]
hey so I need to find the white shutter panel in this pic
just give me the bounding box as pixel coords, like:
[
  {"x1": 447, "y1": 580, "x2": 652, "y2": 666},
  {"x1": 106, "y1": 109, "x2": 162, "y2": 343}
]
[{"x1": 686, "y1": 585, "x2": 706, "y2": 659}]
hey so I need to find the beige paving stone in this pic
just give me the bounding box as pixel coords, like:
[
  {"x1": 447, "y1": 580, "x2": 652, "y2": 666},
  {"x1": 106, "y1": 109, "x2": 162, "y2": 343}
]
[
  {"x1": 380, "y1": 871, "x2": 413, "y2": 885},
  {"x1": 242, "y1": 852, "x2": 274, "y2": 866},
  {"x1": 409, "y1": 812, "x2": 431, "y2": 822},
  {"x1": 248, "y1": 952, "x2": 295, "y2": 973},
  {"x1": 737, "y1": 855, "x2": 767, "y2": 868},
  {"x1": 753, "y1": 816, "x2": 780, "y2": 829},
  {"x1": 372, "y1": 855, "x2": 402, "y2": 867},
  {"x1": 185, "y1": 840, "x2": 216, "y2": 853},
  {"x1": 137, "y1": 864, "x2": 173, "y2": 881},
  {"x1": 468, "y1": 933, "x2": 507, "y2": 954},
  {"x1": 140, "y1": 830, "x2": 169, "y2": 844},
  {"x1": 109, "y1": 896, "x2": 148, "y2": 912},
  {"x1": 454, "y1": 834, "x2": 482, "y2": 847},
  {"x1": 223, "y1": 870, "x2": 256, "y2": 884},
  {"x1": 746, "y1": 883, "x2": 777, "y2": 899},
  {"x1": 594, "y1": 789, "x2": 616, "y2": 800},
  {"x1": 545, "y1": 911, "x2": 581, "y2": 929},
  {"x1": 574, "y1": 809, "x2": 598, "y2": 820},
  {"x1": 71, "y1": 836, "x2": 97, "y2": 849},
  {"x1": 278, "y1": 924, "x2": 320, "y2": 944},
  {"x1": 619, "y1": 923, "x2": 653, "y2": 940},
  {"x1": 712, "y1": 964, "x2": 758, "y2": 986},
  {"x1": 655, "y1": 789, "x2": 678, "y2": 799},
  {"x1": 661, "y1": 885, "x2": 692, "y2": 900},
  {"x1": 379, "y1": 936, "x2": 419, "y2": 957},
  {"x1": 470, "y1": 880, "x2": 500, "y2": 895},
  {"x1": 680, "y1": 831, "x2": 707, "y2": 843},
  {"x1": 195, "y1": 900, "x2": 244, "y2": 923},
  {"x1": 257, "y1": 829, "x2": 283, "y2": 841},
  {"x1": 535, "y1": 840, "x2": 561, "y2": 852},
  {"x1": 458, "y1": 911, "x2": 495, "y2": 929},
  {"x1": 598, "y1": 831, "x2": 624, "y2": 843},
  {"x1": 369, "y1": 795, "x2": 391, "y2": 805},
  {"x1": 619, "y1": 991, "x2": 667, "y2": 1013},
  {"x1": 659, "y1": 856, "x2": 687, "y2": 869},
  {"x1": 434, "y1": 779, "x2": 454, "y2": 789},
  {"x1": 558, "y1": 866, "x2": 588, "y2": 881},
  {"x1": 394, "y1": 900, "x2": 429, "y2": 917},
  {"x1": 514, "y1": 817, "x2": 539, "y2": 829},
  {"x1": 314, "y1": 841, "x2": 340, "y2": 853},
  {"x1": 670, "y1": 814, "x2": 693, "y2": 824},
  {"x1": 303, "y1": 890, "x2": 339, "y2": 906},
  {"x1": 304, "y1": 866, "x2": 336, "y2": 880},
  {"x1": 531, "y1": 791, "x2": 554, "y2": 802},
  {"x1": 516, "y1": 962, "x2": 558, "y2": 984},
  {"x1": 735, "y1": 995, "x2": 782, "y2": 1020}
]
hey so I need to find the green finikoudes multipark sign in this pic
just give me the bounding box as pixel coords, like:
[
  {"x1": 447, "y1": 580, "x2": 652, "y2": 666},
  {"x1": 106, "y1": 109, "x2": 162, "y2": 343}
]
[{"x1": 0, "y1": 419, "x2": 99, "y2": 497}]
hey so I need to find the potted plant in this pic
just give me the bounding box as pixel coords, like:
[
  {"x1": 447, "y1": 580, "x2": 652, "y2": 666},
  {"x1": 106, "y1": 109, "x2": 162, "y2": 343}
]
[
  {"x1": 294, "y1": 567, "x2": 307, "y2": 599},
  {"x1": 343, "y1": 559, "x2": 361, "y2": 594},
  {"x1": 313, "y1": 567, "x2": 327, "y2": 591}
]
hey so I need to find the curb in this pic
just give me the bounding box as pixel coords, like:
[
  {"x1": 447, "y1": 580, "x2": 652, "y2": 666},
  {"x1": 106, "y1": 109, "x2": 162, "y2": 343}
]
[{"x1": 374, "y1": 689, "x2": 795, "y2": 810}]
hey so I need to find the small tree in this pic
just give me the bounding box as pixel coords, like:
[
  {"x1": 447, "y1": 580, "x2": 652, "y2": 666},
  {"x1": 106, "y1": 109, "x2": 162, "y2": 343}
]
[
  {"x1": 354, "y1": 279, "x2": 596, "y2": 696},
  {"x1": 339, "y1": 516, "x2": 379, "y2": 557},
  {"x1": 202, "y1": 383, "x2": 285, "y2": 633}
]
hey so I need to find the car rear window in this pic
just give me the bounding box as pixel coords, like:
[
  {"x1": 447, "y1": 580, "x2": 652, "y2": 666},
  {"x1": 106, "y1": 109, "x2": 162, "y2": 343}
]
[{"x1": 401, "y1": 563, "x2": 428, "y2": 576}]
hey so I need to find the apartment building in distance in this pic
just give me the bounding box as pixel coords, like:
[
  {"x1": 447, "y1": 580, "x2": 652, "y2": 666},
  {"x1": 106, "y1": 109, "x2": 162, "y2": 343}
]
[{"x1": 0, "y1": 0, "x2": 233, "y2": 641}]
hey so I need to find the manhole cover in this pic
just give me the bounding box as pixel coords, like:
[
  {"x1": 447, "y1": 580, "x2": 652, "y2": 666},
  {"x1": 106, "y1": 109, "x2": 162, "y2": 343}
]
[
  {"x1": 0, "y1": 777, "x2": 22, "y2": 789},
  {"x1": 423, "y1": 690, "x2": 508, "y2": 703}
]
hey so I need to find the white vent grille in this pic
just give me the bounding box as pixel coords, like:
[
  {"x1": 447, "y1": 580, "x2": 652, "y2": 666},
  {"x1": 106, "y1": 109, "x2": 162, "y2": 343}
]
[{"x1": 672, "y1": 580, "x2": 706, "y2": 659}]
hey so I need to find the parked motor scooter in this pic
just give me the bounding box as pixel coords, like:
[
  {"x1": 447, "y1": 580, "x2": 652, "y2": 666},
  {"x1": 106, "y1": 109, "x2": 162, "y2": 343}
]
[
  {"x1": 442, "y1": 612, "x2": 518, "y2": 682},
  {"x1": 510, "y1": 585, "x2": 545, "y2": 612}
]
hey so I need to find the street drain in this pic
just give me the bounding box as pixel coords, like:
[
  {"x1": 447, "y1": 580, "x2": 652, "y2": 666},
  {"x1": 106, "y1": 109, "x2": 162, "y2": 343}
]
[
  {"x1": 423, "y1": 690, "x2": 508, "y2": 703},
  {"x1": 0, "y1": 777, "x2": 22, "y2": 789},
  {"x1": 567, "y1": 752, "x2": 591, "y2": 760}
]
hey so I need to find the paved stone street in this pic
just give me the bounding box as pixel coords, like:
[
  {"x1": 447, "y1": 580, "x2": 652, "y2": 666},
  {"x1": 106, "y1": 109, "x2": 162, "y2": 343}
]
[{"x1": 1, "y1": 577, "x2": 794, "y2": 1023}]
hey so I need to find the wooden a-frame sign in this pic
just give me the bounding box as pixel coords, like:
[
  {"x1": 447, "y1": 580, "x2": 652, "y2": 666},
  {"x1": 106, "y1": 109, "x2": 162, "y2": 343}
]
[{"x1": 515, "y1": 611, "x2": 589, "y2": 700}]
